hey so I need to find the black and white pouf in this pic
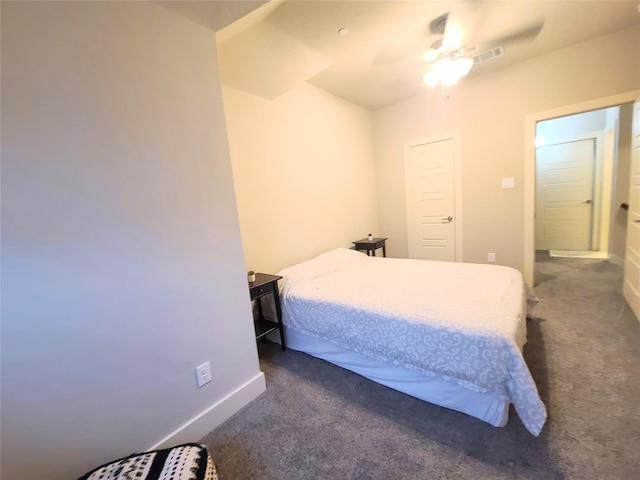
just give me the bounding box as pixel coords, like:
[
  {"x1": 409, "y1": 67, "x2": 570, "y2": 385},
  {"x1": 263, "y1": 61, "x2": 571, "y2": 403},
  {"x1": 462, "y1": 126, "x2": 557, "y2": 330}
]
[{"x1": 78, "y1": 443, "x2": 217, "y2": 480}]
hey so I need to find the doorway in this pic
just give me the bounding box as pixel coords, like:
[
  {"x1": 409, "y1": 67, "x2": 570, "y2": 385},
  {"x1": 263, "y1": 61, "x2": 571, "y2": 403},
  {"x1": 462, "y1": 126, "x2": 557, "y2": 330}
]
[
  {"x1": 523, "y1": 90, "x2": 640, "y2": 286},
  {"x1": 534, "y1": 107, "x2": 628, "y2": 264}
]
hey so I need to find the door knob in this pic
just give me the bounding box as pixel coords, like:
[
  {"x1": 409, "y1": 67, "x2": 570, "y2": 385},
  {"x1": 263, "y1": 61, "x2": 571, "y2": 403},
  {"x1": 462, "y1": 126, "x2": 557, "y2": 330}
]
[
  {"x1": 442, "y1": 216, "x2": 453, "y2": 223},
  {"x1": 581, "y1": 200, "x2": 592, "y2": 204}
]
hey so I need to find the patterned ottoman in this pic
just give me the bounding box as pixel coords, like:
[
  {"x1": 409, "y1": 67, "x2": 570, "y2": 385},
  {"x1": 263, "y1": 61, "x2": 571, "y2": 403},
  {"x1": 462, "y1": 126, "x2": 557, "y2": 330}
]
[{"x1": 78, "y1": 443, "x2": 217, "y2": 480}]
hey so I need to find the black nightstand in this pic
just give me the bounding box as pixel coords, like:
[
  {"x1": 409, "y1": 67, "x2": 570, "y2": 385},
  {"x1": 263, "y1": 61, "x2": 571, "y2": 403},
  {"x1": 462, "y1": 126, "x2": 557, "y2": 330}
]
[
  {"x1": 353, "y1": 237, "x2": 388, "y2": 257},
  {"x1": 249, "y1": 273, "x2": 286, "y2": 351}
]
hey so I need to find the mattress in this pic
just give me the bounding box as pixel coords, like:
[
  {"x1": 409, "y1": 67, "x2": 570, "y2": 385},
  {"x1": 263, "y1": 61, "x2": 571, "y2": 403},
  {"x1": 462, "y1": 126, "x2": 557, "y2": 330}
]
[{"x1": 278, "y1": 248, "x2": 547, "y2": 436}]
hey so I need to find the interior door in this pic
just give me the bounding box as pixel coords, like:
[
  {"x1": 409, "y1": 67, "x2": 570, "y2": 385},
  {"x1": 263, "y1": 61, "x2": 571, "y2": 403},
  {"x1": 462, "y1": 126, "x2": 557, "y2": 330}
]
[
  {"x1": 623, "y1": 99, "x2": 640, "y2": 321},
  {"x1": 535, "y1": 138, "x2": 595, "y2": 251},
  {"x1": 405, "y1": 135, "x2": 457, "y2": 261}
]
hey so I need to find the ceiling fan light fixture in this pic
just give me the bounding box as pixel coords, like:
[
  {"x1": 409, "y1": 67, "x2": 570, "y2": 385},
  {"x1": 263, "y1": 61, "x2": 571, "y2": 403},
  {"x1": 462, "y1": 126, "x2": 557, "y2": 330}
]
[
  {"x1": 423, "y1": 48, "x2": 439, "y2": 62},
  {"x1": 423, "y1": 56, "x2": 473, "y2": 89},
  {"x1": 454, "y1": 56, "x2": 474, "y2": 77},
  {"x1": 441, "y1": 70, "x2": 461, "y2": 87},
  {"x1": 423, "y1": 67, "x2": 441, "y2": 87}
]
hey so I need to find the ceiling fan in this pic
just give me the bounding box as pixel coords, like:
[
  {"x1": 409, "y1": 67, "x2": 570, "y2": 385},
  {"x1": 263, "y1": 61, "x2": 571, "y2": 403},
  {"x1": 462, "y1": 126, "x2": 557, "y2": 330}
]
[
  {"x1": 405, "y1": 3, "x2": 545, "y2": 94},
  {"x1": 421, "y1": 9, "x2": 478, "y2": 88}
]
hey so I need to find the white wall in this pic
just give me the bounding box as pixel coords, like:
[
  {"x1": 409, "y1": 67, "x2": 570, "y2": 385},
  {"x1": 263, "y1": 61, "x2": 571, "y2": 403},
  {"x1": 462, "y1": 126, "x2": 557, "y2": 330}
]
[
  {"x1": 374, "y1": 24, "x2": 640, "y2": 272},
  {"x1": 1, "y1": 2, "x2": 264, "y2": 479},
  {"x1": 222, "y1": 83, "x2": 379, "y2": 274}
]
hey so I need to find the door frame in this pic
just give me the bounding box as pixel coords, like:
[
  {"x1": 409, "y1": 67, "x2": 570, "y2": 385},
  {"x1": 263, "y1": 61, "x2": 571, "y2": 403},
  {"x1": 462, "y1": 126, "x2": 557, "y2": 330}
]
[
  {"x1": 623, "y1": 98, "x2": 640, "y2": 320},
  {"x1": 524, "y1": 89, "x2": 640, "y2": 286},
  {"x1": 404, "y1": 130, "x2": 463, "y2": 261}
]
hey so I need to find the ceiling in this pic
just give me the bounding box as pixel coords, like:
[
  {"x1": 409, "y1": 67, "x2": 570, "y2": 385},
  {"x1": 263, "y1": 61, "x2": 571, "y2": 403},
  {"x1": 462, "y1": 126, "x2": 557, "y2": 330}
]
[
  {"x1": 159, "y1": 0, "x2": 268, "y2": 32},
  {"x1": 204, "y1": 1, "x2": 639, "y2": 110}
]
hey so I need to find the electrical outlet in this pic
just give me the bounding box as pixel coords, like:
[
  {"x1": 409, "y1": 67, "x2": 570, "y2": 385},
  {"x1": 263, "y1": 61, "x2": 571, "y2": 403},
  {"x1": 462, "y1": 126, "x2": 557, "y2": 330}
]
[
  {"x1": 488, "y1": 253, "x2": 496, "y2": 263},
  {"x1": 195, "y1": 361, "x2": 212, "y2": 388}
]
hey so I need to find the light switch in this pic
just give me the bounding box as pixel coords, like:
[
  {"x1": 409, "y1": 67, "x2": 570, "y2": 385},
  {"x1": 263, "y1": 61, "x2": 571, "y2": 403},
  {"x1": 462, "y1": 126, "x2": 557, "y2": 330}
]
[{"x1": 501, "y1": 178, "x2": 515, "y2": 189}]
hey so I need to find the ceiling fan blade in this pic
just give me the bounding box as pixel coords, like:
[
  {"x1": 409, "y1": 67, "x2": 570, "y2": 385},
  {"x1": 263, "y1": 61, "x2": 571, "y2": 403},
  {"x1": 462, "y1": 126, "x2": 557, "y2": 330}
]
[
  {"x1": 372, "y1": 42, "x2": 417, "y2": 66},
  {"x1": 491, "y1": 20, "x2": 544, "y2": 47},
  {"x1": 371, "y1": 33, "x2": 440, "y2": 67},
  {"x1": 469, "y1": 20, "x2": 544, "y2": 59},
  {"x1": 442, "y1": 2, "x2": 479, "y2": 51}
]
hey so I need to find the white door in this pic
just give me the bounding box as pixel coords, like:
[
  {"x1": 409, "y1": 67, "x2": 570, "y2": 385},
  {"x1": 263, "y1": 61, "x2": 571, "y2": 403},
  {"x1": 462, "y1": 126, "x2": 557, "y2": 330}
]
[
  {"x1": 535, "y1": 138, "x2": 595, "y2": 251},
  {"x1": 623, "y1": 99, "x2": 640, "y2": 321},
  {"x1": 405, "y1": 134, "x2": 459, "y2": 261}
]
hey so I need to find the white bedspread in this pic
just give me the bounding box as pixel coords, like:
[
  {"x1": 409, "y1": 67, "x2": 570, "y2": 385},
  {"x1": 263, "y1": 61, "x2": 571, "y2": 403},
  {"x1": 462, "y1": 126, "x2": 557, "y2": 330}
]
[{"x1": 278, "y1": 248, "x2": 547, "y2": 436}]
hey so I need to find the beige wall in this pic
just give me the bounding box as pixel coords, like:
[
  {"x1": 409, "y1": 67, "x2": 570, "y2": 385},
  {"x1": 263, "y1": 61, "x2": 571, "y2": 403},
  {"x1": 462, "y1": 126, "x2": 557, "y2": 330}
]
[
  {"x1": 222, "y1": 83, "x2": 378, "y2": 274},
  {"x1": 374, "y1": 25, "x2": 640, "y2": 272},
  {"x1": 1, "y1": 2, "x2": 263, "y2": 479}
]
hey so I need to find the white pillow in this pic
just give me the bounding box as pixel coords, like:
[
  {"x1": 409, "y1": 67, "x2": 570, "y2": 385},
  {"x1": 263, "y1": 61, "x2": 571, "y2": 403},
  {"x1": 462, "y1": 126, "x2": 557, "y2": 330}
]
[{"x1": 278, "y1": 248, "x2": 364, "y2": 288}]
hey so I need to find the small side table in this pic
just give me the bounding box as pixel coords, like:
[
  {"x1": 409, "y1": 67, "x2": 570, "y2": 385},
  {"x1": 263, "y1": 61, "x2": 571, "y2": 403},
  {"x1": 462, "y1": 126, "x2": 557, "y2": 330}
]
[
  {"x1": 352, "y1": 237, "x2": 388, "y2": 257},
  {"x1": 249, "y1": 273, "x2": 286, "y2": 351}
]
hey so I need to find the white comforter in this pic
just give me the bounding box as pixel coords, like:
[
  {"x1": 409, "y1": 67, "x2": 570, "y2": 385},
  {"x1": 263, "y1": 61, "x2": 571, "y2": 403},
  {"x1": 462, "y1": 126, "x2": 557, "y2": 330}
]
[{"x1": 278, "y1": 248, "x2": 547, "y2": 436}]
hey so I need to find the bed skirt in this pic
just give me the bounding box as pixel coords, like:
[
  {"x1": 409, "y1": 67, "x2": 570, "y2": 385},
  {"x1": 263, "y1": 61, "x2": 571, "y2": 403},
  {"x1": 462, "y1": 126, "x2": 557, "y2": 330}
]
[{"x1": 274, "y1": 327, "x2": 510, "y2": 428}]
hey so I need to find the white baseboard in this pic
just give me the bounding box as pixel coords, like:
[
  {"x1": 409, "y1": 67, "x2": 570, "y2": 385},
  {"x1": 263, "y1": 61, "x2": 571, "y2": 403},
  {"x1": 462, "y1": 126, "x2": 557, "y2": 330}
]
[
  {"x1": 549, "y1": 250, "x2": 609, "y2": 259},
  {"x1": 149, "y1": 372, "x2": 266, "y2": 450}
]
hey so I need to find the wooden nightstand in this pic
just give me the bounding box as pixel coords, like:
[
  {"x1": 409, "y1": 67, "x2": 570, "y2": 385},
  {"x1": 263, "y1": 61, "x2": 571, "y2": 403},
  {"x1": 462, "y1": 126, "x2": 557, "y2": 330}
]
[
  {"x1": 249, "y1": 273, "x2": 286, "y2": 351},
  {"x1": 352, "y1": 237, "x2": 388, "y2": 257}
]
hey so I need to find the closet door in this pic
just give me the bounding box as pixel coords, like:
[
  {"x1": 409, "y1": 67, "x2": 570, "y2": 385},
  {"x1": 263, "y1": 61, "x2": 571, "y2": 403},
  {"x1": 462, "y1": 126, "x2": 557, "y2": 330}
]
[{"x1": 405, "y1": 132, "x2": 462, "y2": 262}]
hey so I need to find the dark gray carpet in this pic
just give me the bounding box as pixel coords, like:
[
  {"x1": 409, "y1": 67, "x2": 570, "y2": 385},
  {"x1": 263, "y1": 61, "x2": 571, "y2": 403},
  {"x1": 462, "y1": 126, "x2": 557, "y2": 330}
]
[{"x1": 201, "y1": 252, "x2": 640, "y2": 479}]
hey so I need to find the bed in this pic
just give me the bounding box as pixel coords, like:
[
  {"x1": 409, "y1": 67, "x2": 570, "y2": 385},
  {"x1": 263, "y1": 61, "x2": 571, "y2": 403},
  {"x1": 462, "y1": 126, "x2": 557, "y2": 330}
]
[{"x1": 276, "y1": 248, "x2": 547, "y2": 436}]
